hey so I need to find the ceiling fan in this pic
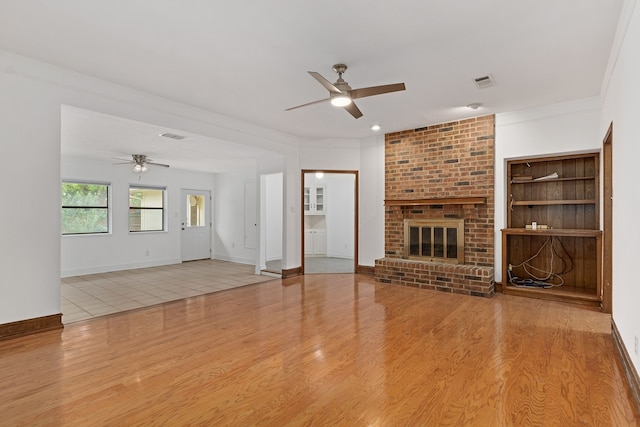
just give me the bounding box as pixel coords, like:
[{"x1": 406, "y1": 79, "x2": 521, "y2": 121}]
[
  {"x1": 286, "y1": 64, "x2": 406, "y2": 119},
  {"x1": 113, "y1": 154, "x2": 170, "y2": 173}
]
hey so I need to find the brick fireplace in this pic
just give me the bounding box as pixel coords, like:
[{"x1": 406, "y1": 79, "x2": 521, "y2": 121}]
[{"x1": 375, "y1": 115, "x2": 495, "y2": 297}]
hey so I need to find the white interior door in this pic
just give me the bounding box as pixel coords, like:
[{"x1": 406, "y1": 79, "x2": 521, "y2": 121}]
[{"x1": 181, "y1": 189, "x2": 212, "y2": 261}]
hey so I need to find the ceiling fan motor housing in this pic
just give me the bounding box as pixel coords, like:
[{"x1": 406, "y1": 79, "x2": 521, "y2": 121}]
[
  {"x1": 132, "y1": 154, "x2": 147, "y2": 165},
  {"x1": 334, "y1": 80, "x2": 351, "y2": 92},
  {"x1": 332, "y1": 63, "x2": 348, "y2": 75}
]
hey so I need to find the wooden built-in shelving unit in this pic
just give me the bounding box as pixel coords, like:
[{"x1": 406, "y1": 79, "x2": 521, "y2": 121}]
[{"x1": 502, "y1": 153, "x2": 602, "y2": 307}]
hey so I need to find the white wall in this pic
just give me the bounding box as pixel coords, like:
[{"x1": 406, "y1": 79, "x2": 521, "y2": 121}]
[
  {"x1": 0, "y1": 49, "x2": 298, "y2": 324},
  {"x1": 61, "y1": 156, "x2": 215, "y2": 277},
  {"x1": 214, "y1": 167, "x2": 259, "y2": 264},
  {"x1": 297, "y1": 137, "x2": 386, "y2": 266},
  {"x1": 359, "y1": 136, "x2": 386, "y2": 266},
  {"x1": 265, "y1": 173, "x2": 283, "y2": 262},
  {"x1": 324, "y1": 173, "x2": 355, "y2": 259},
  {"x1": 0, "y1": 55, "x2": 62, "y2": 324},
  {"x1": 299, "y1": 139, "x2": 361, "y2": 170},
  {"x1": 283, "y1": 152, "x2": 302, "y2": 270},
  {"x1": 299, "y1": 138, "x2": 381, "y2": 265},
  {"x1": 600, "y1": 0, "x2": 640, "y2": 375},
  {"x1": 494, "y1": 97, "x2": 602, "y2": 283}
]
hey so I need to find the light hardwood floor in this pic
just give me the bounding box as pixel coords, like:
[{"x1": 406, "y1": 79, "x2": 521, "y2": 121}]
[{"x1": 2, "y1": 274, "x2": 638, "y2": 426}]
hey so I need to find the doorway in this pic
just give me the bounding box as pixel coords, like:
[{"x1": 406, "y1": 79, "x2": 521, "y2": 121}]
[
  {"x1": 260, "y1": 173, "x2": 283, "y2": 274},
  {"x1": 301, "y1": 170, "x2": 358, "y2": 274},
  {"x1": 180, "y1": 189, "x2": 212, "y2": 261}
]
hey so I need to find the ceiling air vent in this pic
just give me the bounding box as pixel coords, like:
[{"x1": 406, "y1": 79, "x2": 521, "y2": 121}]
[
  {"x1": 159, "y1": 132, "x2": 186, "y2": 140},
  {"x1": 473, "y1": 74, "x2": 495, "y2": 89}
]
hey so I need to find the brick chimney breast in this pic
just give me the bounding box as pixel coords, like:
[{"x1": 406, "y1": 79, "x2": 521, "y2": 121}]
[{"x1": 376, "y1": 115, "x2": 495, "y2": 297}]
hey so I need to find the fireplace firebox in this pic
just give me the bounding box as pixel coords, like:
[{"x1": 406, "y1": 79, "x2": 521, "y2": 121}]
[{"x1": 404, "y1": 219, "x2": 464, "y2": 264}]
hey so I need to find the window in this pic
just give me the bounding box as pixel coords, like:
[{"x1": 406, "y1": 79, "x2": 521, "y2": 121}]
[
  {"x1": 61, "y1": 182, "x2": 109, "y2": 235},
  {"x1": 187, "y1": 194, "x2": 206, "y2": 227},
  {"x1": 129, "y1": 187, "x2": 165, "y2": 232}
]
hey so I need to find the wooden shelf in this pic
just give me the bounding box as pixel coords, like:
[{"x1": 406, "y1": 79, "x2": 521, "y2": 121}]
[
  {"x1": 502, "y1": 228, "x2": 601, "y2": 237},
  {"x1": 503, "y1": 283, "x2": 601, "y2": 307},
  {"x1": 510, "y1": 176, "x2": 596, "y2": 184},
  {"x1": 512, "y1": 199, "x2": 596, "y2": 206}
]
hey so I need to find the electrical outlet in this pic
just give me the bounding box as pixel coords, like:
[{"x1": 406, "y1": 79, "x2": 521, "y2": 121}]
[{"x1": 508, "y1": 264, "x2": 513, "y2": 271}]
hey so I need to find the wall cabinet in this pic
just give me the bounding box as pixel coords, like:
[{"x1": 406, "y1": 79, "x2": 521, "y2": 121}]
[
  {"x1": 304, "y1": 229, "x2": 326, "y2": 255},
  {"x1": 304, "y1": 186, "x2": 325, "y2": 215},
  {"x1": 502, "y1": 153, "x2": 602, "y2": 307}
]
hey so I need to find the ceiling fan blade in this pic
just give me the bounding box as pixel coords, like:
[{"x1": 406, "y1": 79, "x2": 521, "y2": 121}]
[
  {"x1": 344, "y1": 101, "x2": 363, "y2": 119},
  {"x1": 308, "y1": 71, "x2": 342, "y2": 94},
  {"x1": 350, "y1": 82, "x2": 406, "y2": 100},
  {"x1": 147, "y1": 162, "x2": 170, "y2": 168},
  {"x1": 112, "y1": 161, "x2": 133, "y2": 165},
  {"x1": 285, "y1": 97, "x2": 331, "y2": 111}
]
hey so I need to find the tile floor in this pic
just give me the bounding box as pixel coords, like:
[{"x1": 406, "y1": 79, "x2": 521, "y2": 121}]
[
  {"x1": 62, "y1": 257, "x2": 357, "y2": 324},
  {"x1": 61, "y1": 260, "x2": 274, "y2": 324},
  {"x1": 304, "y1": 256, "x2": 355, "y2": 273}
]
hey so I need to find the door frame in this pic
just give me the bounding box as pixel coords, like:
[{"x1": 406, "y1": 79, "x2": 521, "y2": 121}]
[
  {"x1": 602, "y1": 123, "x2": 613, "y2": 314},
  {"x1": 301, "y1": 169, "x2": 359, "y2": 274}
]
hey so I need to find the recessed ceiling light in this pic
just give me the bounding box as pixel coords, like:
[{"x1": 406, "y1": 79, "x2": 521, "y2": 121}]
[
  {"x1": 371, "y1": 124, "x2": 381, "y2": 131},
  {"x1": 466, "y1": 103, "x2": 482, "y2": 110}
]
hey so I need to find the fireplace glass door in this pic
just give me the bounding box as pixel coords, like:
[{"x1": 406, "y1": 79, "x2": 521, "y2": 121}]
[{"x1": 404, "y1": 219, "x2": 464, "y2": 264}]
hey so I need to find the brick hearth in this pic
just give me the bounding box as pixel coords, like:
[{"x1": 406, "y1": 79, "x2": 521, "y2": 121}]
[{"x1": 375, "y1": 258, "x2": 494, "y2": 297}]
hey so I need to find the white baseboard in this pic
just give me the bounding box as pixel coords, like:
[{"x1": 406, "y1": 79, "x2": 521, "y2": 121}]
[
  {"x1": 61, "y1": 258, "x2": 183, "y2": 278},
  {"x1": 213, "y1": 254, "x2": 256, "y2": 266}
]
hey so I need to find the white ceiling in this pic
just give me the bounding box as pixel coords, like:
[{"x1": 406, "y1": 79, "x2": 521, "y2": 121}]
[
  {"x1": 0, "y1": 1, "x2": 624, "y2": 172},
  {"x1": 60, "y1": 106, "x2": 281, "y2": 173}
]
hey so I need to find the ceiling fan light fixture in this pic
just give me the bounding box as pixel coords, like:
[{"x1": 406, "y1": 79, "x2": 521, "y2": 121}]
[
  {"x1": 132, "y1": 163, "x2": 148, "y2": 173},
  {"x1": 330, "y1": 94, "x2": 352, "y2": 107},
  {"x1": 117, "y1": 154, "x2": 168, "y2": 173}
]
